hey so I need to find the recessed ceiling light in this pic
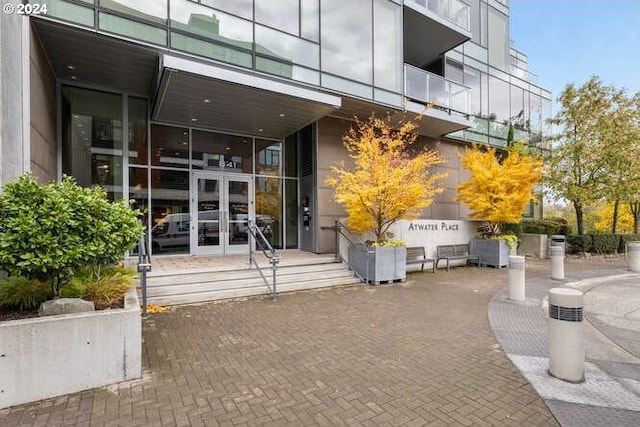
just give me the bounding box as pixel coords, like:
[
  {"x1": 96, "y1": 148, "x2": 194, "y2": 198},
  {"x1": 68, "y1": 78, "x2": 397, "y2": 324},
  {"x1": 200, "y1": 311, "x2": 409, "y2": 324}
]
[
  {"x1": 203, "y1": 99, "x2": 211, "y2": 104},
  {"x1": 182, "y1": 141, "x2": 188, "y2": 146},
  {"x1": 258, "y1": 128, "x2": 263, "y2": 132},
  {"x1": 278, "y1": 113, "x2": 285, "y2": 118},
  {"x1": 191, "y1": 118, "x2": 198, "y2": 122},
  {"x1": 70, "y1": 76, "x2": 77, "y2": 80},
  {"x1": 174, "y1": 151, "x2": 181, "y2": 156},
  {"x1": 67, "y1": 65, "x2": 75, "y2": 70},
  {"x1": 225, "y1": 146, "x2": 231, "y2": 151}
]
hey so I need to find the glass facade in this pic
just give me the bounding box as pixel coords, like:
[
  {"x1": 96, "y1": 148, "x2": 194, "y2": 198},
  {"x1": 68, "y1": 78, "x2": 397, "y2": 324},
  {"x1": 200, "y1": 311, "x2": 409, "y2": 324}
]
[{"x1": 60, "y1": 86, "x2": 300, "y2": 255}]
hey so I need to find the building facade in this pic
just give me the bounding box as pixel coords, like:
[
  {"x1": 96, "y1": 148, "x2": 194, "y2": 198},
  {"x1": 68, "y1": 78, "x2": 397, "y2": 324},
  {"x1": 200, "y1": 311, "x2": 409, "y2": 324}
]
[{"x1": 0, "y1": 0, "x2": 552, "y2": 256}]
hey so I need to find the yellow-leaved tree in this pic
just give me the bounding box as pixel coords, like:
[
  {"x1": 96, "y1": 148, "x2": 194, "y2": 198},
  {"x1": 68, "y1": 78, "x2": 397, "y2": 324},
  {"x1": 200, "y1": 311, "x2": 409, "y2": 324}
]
[
  {"x1": 326, "y1": 114, "x2": 447, "y2": 244},
  {"x1": 457, "y1": 144, "x2": 543, "y2": 236}
]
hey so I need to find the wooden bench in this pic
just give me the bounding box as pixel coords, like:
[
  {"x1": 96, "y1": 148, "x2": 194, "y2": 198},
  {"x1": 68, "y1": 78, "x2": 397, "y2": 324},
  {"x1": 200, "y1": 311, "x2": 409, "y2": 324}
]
[
  {"x1": 406, "y1": 246, "x2": 435, "y2": 273},
  {"x1": 436, "y1": 244, "x2": 480, "y2": 272}
]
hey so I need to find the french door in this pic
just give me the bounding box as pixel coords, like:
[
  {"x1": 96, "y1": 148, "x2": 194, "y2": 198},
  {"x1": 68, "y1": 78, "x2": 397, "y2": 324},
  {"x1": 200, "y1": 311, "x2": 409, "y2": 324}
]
[{"x1": 191, "y1": 172, "x2": 253, "y2": 255}]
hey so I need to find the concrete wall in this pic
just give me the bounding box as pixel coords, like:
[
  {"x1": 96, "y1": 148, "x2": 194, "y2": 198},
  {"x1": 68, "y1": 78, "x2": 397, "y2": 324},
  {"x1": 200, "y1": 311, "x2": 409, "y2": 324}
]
[
  {"x1": 315, "y1": 117, "x2": 473, "y2": 253},
  {"x1": 0, "y1": 289, "x2": 142, "y2": 409},
  {"x1": 29, "y1": 25, "x2": 57, "y2": 183},
  {"x1": 0, "y1": 14, "x2": 27, "y2": 187}
]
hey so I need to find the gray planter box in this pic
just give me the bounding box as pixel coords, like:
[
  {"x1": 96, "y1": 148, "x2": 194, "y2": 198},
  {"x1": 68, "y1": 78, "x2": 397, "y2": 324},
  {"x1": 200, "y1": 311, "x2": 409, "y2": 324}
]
[
  {"x1": 348, "y1": 245, "x2": 407, "y2": 283},
  {"x1": 470, "y1": 238, "x2": 510, "y2": 268},
  {"x1": 0, "y1": 288, "x2": 141, "y2": 409}
]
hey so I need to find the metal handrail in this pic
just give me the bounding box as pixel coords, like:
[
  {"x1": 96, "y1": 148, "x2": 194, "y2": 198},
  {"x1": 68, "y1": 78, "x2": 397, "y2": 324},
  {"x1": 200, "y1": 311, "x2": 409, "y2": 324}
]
[
  {"x1": 247, "y1": 220, "x2": 279, "y2": 300},
  {"x1": 137, "y1": 233, "x2": 151, "y2": 318},
  {"x1": 334, "y1": 220, "x2": 373, "y2": 284}
]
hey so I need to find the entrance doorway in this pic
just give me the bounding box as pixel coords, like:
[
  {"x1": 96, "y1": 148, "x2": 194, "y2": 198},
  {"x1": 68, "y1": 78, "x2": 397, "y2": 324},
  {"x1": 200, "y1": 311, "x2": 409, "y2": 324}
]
[{"x1": 191, "y1": 172, "x2": 253, "y2": 255}]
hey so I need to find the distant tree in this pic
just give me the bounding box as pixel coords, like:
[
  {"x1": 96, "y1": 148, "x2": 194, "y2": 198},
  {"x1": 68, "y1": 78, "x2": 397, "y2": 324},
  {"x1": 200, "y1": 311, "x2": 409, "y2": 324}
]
[
  {"x1": 545, "y1": 76, "x2": 617, "y2": 235},
  {"x1": 593, "y1": 202, "x2": 635, "y2": 234},
  {"x1": 326, "y1": 114, "x2": 447, "y2": 244},
  {"x1": 457, "y1": 143, "x2": 543, "y2": 237}
]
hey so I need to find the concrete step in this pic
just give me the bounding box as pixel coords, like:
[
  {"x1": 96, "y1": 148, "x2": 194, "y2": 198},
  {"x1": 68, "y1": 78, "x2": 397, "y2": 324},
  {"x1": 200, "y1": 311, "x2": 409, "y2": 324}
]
[
  {"x1": 142, "y1": 260, "x2": 362, "y2": 306},
  {"x1": 147, "y1": 261, "x2": 347, "y2": 287}
]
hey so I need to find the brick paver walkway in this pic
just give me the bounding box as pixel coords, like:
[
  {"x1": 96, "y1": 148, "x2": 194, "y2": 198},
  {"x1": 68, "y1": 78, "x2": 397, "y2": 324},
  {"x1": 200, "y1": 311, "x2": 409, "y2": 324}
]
[{"x1": 2, "y1": 265, "x2": 559, "y2": 426}]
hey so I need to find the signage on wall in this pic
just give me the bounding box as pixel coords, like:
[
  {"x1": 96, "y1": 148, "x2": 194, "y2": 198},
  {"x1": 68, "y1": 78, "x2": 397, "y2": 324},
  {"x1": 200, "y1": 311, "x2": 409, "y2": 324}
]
[{"x1": 407, "y1": 221, "x2": 461, "y2": 232}]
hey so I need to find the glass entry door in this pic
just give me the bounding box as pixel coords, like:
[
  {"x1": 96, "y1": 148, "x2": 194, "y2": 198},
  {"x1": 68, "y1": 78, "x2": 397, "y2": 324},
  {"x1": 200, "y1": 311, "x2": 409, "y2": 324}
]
[{"x1": 191, "y1": 172, "x2": 252, "y2": 255}]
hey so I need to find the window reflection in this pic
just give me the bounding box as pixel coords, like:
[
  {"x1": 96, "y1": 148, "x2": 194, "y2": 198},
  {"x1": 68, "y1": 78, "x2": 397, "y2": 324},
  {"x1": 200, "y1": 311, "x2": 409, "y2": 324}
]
[
  {"x1": 128, "y1": 97, "x2": 147, "y2": 165},
  {"x1": 256, "y1": 177, "x2": 282, "y2": 249},
  {"x1": 373, "y1": 0, "x2": 402, "y2": 92},
  {"x1": 192, "y1": 130, "x2": 253, "y2": 173},
  {"x1": 256, "y1": 140, "x2": 282, "y2": 176},
  {"x1": 255, "y1": 0, "x2": 299, "y2": 35},
  {"x1": 61, "y1": 86, "x2": 123, "y2": 200},
  {"x1": 201, "y1": 0, "x2": 253, "y2": 20},
  {"x1": 151, "y1": 125, "x2": 189, "y2": 169},
  {"x1": 149, "y1": 169, "x2": 190, "y2": 255},
  {"x1": 321, "y1": 0, "x2": 373, "y2": 84},
  {"x1": 255, "y1": 24, "x2": 319, "y2": 69},
  {"x1": 100, "y1": 0, "x2": 167, "y2": 24}
]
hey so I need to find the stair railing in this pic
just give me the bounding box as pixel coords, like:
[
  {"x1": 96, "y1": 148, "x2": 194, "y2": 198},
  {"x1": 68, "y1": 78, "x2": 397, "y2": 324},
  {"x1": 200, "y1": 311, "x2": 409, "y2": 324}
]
[
  {"x1": 247, "y1": 220, "x2": 279, "y2": 301},
  {"x1": 334, "y1": 220, "x2": 372, "y2": 284},
  {"x1": 137, "y1": 233, "x2": 152, "y2": 318}
]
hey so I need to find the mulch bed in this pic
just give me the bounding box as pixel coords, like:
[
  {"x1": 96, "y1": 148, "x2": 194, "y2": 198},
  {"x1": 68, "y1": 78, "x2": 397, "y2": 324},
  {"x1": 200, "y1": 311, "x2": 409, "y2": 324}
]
[{"x1": 0, "y1": 308, "x2": 40, "y2": 322}]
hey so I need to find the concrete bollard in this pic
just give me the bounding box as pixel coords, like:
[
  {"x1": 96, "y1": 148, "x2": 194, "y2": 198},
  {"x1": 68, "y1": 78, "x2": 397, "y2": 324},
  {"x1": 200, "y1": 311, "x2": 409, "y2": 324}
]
[
  {"x1": 550, "y1": 245, "x2": 564, "y2": 280},
  {"x1": 548, "y1": 287, "x2": 584, "y2": 382},
  {"x1": 508, "y1": 255, "x2": 525, "y2": 302},
  {"x1": 627, "y1": 241, "x2": 640, "y2": 272}
]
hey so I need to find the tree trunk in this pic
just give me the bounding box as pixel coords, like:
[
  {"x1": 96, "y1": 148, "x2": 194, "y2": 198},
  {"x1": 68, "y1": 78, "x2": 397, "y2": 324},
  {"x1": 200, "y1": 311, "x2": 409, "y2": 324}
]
[
  {"x1": 611, "y1": 199, "x2": 620, "y2": 234},
  {"x1": 631, "y1": 201, "x2": 640, "y2": 234},
  {"x1": 574, "y1": 201, "x2": 585, "y2": 235}
]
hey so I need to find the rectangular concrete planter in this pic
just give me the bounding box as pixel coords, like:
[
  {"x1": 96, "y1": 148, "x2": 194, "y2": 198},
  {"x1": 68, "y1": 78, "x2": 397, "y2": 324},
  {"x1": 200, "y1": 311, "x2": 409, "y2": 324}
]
[
  {"x1": 0, "y1": 288, "x2": 141, "y2": 409},
  {"x1": 348, "y1": 245, "x2": 407, "y2": 283},
  {"x1": 470, "y1": 238, "x2": 510, "y2": 268}
]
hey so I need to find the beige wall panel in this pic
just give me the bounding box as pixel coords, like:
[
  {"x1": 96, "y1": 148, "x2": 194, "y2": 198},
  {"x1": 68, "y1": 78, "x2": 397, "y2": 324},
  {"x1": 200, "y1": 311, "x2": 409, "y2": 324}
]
[{"x1": 29, "y1": 27, "x2": 56, "y2": 183}]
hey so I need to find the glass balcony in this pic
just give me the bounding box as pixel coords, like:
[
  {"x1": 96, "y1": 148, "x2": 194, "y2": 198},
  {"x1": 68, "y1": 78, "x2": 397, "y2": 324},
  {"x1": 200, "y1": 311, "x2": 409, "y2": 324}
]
[
  {"x1": 405, "y1": 0, "x2": 470, "y2": 32},
  {"x1": 404, "y1": 64, "x2": 470, "y2": 114}
]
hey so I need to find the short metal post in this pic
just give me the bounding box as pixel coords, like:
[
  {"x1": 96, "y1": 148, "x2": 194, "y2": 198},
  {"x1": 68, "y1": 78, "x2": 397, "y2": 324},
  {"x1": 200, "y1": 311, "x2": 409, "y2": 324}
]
[
  {"x1": 548, "y1": 287, "x2": 584, "y2": 382},
  {"x1": 550, "y1": 245, "x2": 564, "y2": 280},
  {"x1": 508, "y1": 255, "x2": 525, "y2": 302},
  {"x1": 271, "y1": 256, "x2": 278, "y2": 301},
  {"x1": 626, "y1": 241, "x2": 640, "y2": 272}
]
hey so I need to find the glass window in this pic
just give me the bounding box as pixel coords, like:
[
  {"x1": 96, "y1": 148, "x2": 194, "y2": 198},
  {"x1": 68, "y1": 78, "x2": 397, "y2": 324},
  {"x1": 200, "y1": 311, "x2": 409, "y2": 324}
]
[
  {"x1": 256, "y1": 177, "x2": 283, "y2": 249},
  {"x1": 445, "y1": 59, "x2": 464, "y2": 85},
  {"x1": 129, "y1": 166, "x2": 149, "y2": 224},
  {"x1": 285, "y1": 179, "x2": 298, "y2": 249},
  {"x1": 256, "y1": 140, "x2": 282, "y2": 176},
  {"x1": 488, "y1": 7, "x2": 508, "y2": 71},
  {"x1": 529, "y1": 93, "x2": 542, "y2": 135},
  {"x1": 321, "y1": 0, "x2": 373, "y2": 84},
  {"x1": 150, "y1": 125, "x2": 189, "y2": 169},
  {"x1": 192, "y1": 130, "x2": 253, "y2": 173},
  {"x1": 467, "y1": 0, "x2": 480, "y2": 44},
  {"x1": 480, "y1": 1, "x2": 488, "y2": 48},
  {"x1": 170, "y1": 0, "x2": 253, "y2": 49},
  {"x1": 541, "y1": 98, "x2": 552, "y2": 137},
  {"x1": 488, "y1": 76, "x2": 510, "y2": 123},
  {"x1": 464, "y1": 66, "x2": 481, "y2": 116},
  {"x1": 99, "y1": 12, "x2": 167, "y2": 45},
  {"x1": 100, "y1": 0, "x2": 167, "y2": 24},
  {"x1": 510, "y1": 85, "x2": 525, "y2": 128},
  {"x1": 46, "y1": 0, "x2": 95, "y2": 26},
  {"x1": 171, "y1": 33, "x2": 252, "y2": 68},
  {"x1": 301, "y1": 0, "x2": 319, "y2": 41},
  {"x1": 373, "y1": 0, "x2": 402, "y2": 92},
  {"x1": 61, "y1": 86, "x2": 123, "y2": 200},
  {"x1": 256, "y1": 57, "x2": 320, "y2": 85},
  {"x1": 284, "y1": 133, "x2": 298, "y2": 177},
  {"x1": 255, "y1": 0, "x2": 299, "y2": 35},
  {"x1": 255, "y1": 25, "x2": 319, "y2": 69},
  {"x1": 149, "y1": 169, "x2": 190, "y2": 255},
  {"x1": 128, "y1": 97, "x2": 147, "y2": 165},
  {"x1": 201, "y1": 0, "x2": 253, "y2": 20}
]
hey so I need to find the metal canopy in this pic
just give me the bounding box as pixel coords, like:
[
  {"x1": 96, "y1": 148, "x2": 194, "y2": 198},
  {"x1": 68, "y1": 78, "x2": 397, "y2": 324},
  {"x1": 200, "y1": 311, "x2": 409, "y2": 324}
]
[
  {"x1": 32, "y1": 20, "x2": 159, "y2": 96},
  {"x1": 153, "y1": 55, "x2": 341, "y2": 139}
]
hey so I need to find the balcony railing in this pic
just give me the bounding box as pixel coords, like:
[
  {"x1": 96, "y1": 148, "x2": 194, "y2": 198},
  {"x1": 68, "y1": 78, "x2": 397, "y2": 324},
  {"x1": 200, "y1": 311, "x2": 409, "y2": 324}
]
[
  {"x1": 404, "y1": 64, "x2": 470, "y2": 115},
  {"x1": 405, "y1": 0, "x2": 471, "y2": 32}
]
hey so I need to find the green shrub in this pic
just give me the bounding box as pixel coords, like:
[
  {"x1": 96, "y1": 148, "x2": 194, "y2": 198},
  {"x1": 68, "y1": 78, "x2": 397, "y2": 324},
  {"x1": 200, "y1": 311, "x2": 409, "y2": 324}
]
[
  {"x1": 68, "y1": 266, "x2": 136, "y2": 310},
  {"x1": 501, "y1": 222, "x2": 523, "y2": 240},
  {"x1": 0, "y1": 174, "x2": 143, "y2": 297},
  {"x1": 522, "y1": 218, "x2": 569, "y2": 235},
  {"x1": 0, "y1": 277, "x2": 51, "y2": 310},
  {"x1": 619, "y1": 234, "x2": 640, "y2": 252},
  {"x1": 566, "y1": 235, "x2": 593, "y2": 254},
  {"x1": 591, "y1": 234, "x2": 620, "y2": 254}
]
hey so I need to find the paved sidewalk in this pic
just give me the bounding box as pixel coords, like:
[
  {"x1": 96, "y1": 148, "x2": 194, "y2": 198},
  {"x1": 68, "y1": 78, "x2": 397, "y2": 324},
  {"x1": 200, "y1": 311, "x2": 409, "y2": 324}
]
[
  {"x1": 2, "y1": 263, "x2": 557, "y2": 426},
  {"x1": 489, "y1": 257, "x2": 640, "y2": 427}
]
